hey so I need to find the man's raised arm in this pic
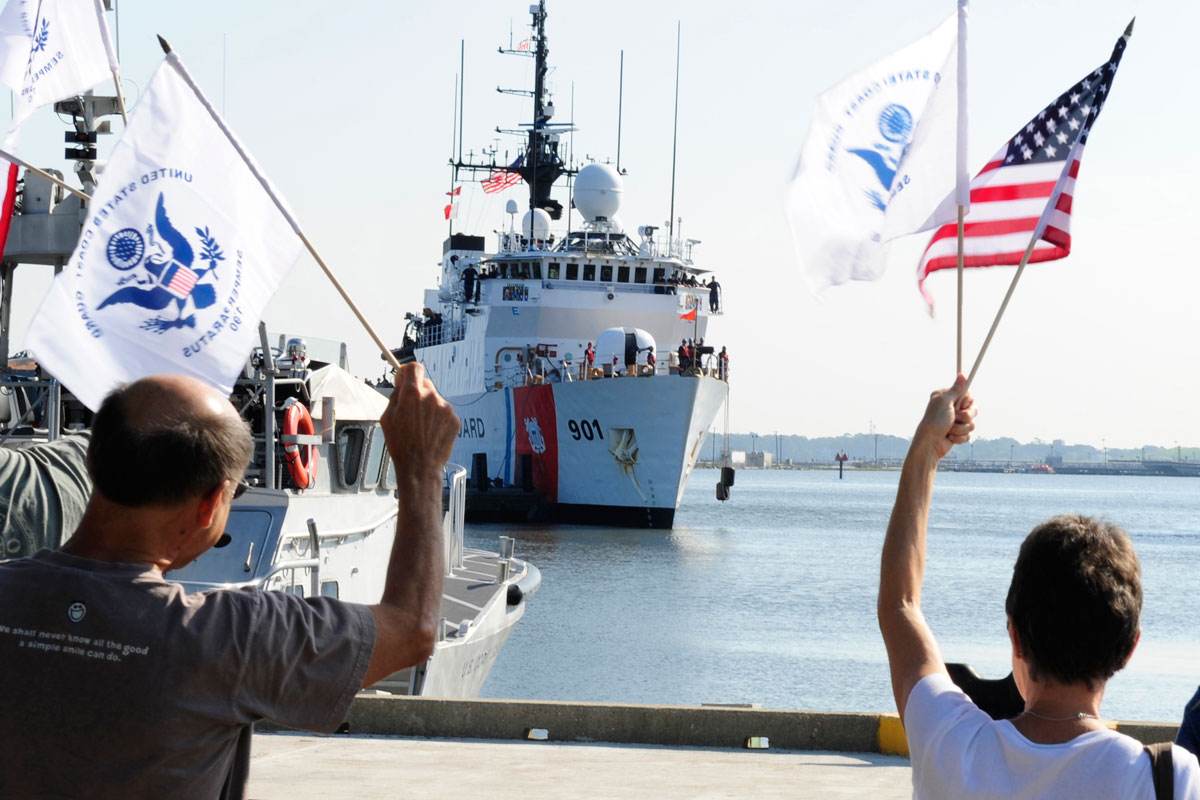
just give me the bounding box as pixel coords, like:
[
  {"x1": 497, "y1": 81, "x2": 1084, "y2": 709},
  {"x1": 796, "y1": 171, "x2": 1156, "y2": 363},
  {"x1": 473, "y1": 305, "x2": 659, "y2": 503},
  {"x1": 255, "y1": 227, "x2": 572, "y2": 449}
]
[
  {"x1": 878, "y1": 375, "x2": 975, "y2": 721},
  {"x1": 363, "y1": 363, "x2": 460, "y2": 688}
]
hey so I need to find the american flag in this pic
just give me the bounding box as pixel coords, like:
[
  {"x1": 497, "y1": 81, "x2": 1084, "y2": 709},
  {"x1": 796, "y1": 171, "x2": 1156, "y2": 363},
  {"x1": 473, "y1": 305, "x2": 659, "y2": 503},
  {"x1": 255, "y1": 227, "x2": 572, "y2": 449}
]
[
  {"x1": 917, "y1": 25, "x2": 1130, "y2": 311},
  {"x1": 481, "y1": 155, "x2": 524, "y2": 194}
]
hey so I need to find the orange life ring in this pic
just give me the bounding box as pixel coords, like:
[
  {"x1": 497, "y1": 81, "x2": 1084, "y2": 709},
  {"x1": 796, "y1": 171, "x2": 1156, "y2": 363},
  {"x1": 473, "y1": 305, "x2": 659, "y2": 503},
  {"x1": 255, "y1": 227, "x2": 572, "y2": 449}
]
[{"x1": 282, "y1": 398, "x2": 319, "y2": 489}]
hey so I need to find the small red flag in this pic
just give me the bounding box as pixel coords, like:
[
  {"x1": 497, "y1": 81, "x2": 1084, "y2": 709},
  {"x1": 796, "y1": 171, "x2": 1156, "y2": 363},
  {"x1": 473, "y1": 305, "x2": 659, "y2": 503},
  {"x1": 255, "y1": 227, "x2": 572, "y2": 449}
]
[
  {"x1": 0, "y1": 161, "x2": 17, "y2": 259},
  {"x1": 679, "y1": 308, "x2": 696, "y2": 321}
]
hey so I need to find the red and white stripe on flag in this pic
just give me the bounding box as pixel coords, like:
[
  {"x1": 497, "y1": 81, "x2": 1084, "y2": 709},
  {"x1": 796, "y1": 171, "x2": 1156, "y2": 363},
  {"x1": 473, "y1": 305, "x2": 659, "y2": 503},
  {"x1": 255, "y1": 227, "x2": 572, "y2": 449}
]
[
  {"x1": 917, "y1": 147, "x2": 1079, "y2": 310},
  {"x1": 481, "y1": 170, "x2": 522, "y2": 194}
]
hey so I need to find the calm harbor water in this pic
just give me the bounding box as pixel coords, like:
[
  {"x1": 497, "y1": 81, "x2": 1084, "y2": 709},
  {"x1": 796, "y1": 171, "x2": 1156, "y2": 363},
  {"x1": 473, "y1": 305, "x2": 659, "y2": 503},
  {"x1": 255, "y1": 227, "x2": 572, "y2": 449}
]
[{"x1": 465, "y1": 468, "x2": 1200, "y2": 723}]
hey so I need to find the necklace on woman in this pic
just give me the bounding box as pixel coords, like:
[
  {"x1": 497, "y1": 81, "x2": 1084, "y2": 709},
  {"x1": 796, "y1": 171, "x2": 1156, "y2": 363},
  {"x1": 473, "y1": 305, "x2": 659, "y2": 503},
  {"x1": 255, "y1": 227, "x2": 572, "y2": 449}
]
[{"x1": 1021, "y1": 709, "x2": 1101, "y2": 722}]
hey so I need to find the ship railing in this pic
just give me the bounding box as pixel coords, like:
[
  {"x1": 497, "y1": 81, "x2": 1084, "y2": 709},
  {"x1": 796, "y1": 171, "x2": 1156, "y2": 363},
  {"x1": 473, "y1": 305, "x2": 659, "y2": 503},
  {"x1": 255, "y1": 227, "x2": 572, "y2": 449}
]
[
  {"x1": 496, "y1": 231, "x2": 559, "y2": 254},
  {"x1": 416, "y1": 319, "x2": 467, "y2": 348},
  {"x1": 640, "y1": 235, "x2": 696, "y2": 263},
  {"x1": 0, "y1": 373, "x2": 54, "y2": 441}
]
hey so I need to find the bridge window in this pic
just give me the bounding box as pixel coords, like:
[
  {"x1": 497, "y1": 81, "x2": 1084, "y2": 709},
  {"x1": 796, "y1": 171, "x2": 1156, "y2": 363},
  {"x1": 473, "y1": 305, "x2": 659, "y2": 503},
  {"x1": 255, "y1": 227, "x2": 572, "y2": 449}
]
[
  {"x1": 617, "y1": 266, "x2": 630, "y2": 283},
  {"x1": 531, "y1": 262, "x2": 542, "y2": 279},
  {"x1": 548, "y1": 262, "x2": 560, "y2": 279},
  {"x1": 600, "y1": 265, "x2": 613, "y2": 282},
  {"x1": 566, "y1": 262, "x2": 578, "y2": 280},
  {"x1": 583, "y1": 264, "x2": 595, "y2": 281},
  {"x1": 336, "y1": 426, "x2": 365, "y2": 488},
  {"x1": 361, "y1": 425, "x2": 387, "y2": 490},
  {"x1": 634, "y1": 266, "x2": 647, "y2": 284}
]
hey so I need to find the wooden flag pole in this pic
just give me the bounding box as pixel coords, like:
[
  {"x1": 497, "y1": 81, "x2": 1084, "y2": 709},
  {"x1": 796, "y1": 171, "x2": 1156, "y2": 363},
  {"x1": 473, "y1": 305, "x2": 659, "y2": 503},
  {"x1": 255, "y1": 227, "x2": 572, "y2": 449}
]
[
  {"x1": 157, "y1": 36, "x2": 404, "y2": 374},
  {"x1": 111, "y1": 70, "x2": 129, "y2": 124},
  {"x1": 965, "y1": 232, "x2": 1039, "y2": 389},
  {"x1": 0, "y1": 147, "x2": 90, "y2": 201}
]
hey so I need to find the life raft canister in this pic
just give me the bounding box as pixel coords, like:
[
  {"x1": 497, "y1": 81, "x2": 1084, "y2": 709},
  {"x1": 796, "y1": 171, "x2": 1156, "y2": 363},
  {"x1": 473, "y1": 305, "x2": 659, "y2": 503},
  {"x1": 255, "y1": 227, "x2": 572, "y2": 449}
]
[{"x1": 282, "y1": 397, "x2": 319, "y2": 489}]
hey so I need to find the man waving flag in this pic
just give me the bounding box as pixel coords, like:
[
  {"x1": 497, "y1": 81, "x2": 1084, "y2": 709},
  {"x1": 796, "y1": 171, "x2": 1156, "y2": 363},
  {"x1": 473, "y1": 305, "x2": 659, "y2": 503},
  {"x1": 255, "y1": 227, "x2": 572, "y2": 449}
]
[{"x1": 917, "y1": 22, "x2": 1132, "y2": 312}]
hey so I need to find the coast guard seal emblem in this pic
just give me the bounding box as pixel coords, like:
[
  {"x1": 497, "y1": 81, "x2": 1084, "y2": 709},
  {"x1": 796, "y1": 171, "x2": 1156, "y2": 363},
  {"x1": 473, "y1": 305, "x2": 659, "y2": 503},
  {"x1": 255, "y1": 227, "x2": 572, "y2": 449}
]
[
  {"x1": 96, "y1": 192, "x2": 225, "y2": 333},
  {"x1": 846, "y1": 103, "x2": 914, "y2": 211},
  {"x1": 524, "y1": 417, "x2": 547, "y2": 454}
]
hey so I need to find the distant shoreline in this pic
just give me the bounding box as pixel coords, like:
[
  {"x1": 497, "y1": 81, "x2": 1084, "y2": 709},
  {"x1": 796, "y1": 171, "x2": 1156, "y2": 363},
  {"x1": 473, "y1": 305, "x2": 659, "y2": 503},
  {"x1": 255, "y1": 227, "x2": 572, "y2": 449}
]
[{"x1": 693, "y1": 461, "x2": 1200, "y2": 477}]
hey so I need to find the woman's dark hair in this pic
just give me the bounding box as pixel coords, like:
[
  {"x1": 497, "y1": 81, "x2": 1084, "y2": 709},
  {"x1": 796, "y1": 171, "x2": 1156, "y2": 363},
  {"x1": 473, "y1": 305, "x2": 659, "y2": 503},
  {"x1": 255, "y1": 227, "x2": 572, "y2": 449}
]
[
  {"x1": 88, "y1": 382, "x2": 253, "y2": 507},
  {"x1": 1005, "y1": 515, "x2": 1142, "y2": 689}
]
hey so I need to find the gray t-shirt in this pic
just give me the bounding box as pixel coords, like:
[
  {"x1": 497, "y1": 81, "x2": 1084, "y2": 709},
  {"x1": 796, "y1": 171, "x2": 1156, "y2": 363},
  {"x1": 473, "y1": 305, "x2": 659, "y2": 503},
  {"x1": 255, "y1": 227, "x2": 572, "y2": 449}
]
[
  {"x1": 0, "y1": 548, "x2": 376, "y2": 799},
  {"x1": 0, "y1": 433, "x2": 91, "y2": 556}
]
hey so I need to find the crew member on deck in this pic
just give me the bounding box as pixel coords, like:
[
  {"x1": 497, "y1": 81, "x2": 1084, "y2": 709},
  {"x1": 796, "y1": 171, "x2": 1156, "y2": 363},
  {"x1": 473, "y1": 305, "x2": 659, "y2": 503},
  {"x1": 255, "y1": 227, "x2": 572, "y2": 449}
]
[{"x1": 461, "y1": 264, "x2": 477, "y2": 306}]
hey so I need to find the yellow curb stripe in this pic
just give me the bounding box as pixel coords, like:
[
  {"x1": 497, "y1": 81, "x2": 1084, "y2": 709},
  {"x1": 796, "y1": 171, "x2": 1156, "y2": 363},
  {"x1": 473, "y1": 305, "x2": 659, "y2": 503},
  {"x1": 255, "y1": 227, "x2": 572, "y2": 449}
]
[{"x1": 878, "y1": 714, "x2": 909, "y2": 757}]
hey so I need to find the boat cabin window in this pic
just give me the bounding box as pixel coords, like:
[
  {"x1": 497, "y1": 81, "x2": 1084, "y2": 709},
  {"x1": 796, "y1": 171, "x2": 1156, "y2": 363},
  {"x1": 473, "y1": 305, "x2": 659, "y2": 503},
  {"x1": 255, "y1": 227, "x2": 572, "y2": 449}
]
[
  {"x1": 520, "y1": 262, "x2": 532, "y2": 279},
  {"x1": 531, "y1": 262, "x2": 542, "y2": 279},
  {"x1": 321, "y1": 581, "x2": 339, "y2": 599},
  {"x1": 384, "y1": 459, "x2": 396, "y2": 490},
  {"x1": 583, "y1": 264, "x2": 596, "y2": 282},
  {"x1": 634, "y1": 266, "x2": 647, "y2": 284},
  {"x1": 548, "y1": 262, "x2": 560, "y2": 279},
  {"x1": 600, "y1": 265, "x2": 613, "y2": 282},
  {"x1": 336, "y1": 426, "x2": 365, "y2": 488},
  {"x1": 291, "y1": 585, "x2": 304, "y2": 597},
  {"x1": 566, "y1": 262, "x2": 578, "y2": 280},
  {"x1": 361, "y1": 425, "x2": 387, "y2": 489},
  {"x1": 617, "y1": 266, "x2": 630, "y2": 283}
]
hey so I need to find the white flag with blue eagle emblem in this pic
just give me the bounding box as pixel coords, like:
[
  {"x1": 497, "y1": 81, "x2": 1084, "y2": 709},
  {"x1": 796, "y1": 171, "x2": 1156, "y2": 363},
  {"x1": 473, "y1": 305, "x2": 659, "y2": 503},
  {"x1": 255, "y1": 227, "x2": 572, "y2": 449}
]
[
  {"x1": 0, "y1": 0, "x2": 117, "y2": 126},
  {"x1": 786, "y1": 11, "x2": 962, "y2": 293},
  {"x1": 27, "y1": 53, "x2": 304, "y2": 410}
]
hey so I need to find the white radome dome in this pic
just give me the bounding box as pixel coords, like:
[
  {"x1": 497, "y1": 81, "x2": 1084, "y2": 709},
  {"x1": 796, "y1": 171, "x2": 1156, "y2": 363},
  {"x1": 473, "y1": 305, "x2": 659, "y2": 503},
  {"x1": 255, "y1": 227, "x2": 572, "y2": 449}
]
[
  {"x1": 594, "y1": 327, "x2": 657, "y2": 367},
  {"x1": 522, "y1": 208, "x2": 552, "y2": 240},
  {"x1": 573, "y1": 163, "x2": 623, "y2": 222}
]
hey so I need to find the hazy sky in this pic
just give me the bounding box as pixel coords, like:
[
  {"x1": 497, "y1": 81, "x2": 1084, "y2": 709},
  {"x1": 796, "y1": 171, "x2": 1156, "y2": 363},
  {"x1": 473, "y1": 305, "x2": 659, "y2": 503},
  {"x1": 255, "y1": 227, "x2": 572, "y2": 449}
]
[{"x1": 4, "y1": 0, "x2": 1194, "y2": 449}]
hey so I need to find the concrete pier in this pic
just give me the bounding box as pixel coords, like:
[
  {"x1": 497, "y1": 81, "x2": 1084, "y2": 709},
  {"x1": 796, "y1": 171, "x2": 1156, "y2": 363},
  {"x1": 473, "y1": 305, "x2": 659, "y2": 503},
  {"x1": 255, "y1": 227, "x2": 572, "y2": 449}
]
[
  {"x1": 249, "y1": 696, "x2": 1180, "y2": 797},
  {"x1": 248, "y1": 733, "x2": 915, "y2": 799}
]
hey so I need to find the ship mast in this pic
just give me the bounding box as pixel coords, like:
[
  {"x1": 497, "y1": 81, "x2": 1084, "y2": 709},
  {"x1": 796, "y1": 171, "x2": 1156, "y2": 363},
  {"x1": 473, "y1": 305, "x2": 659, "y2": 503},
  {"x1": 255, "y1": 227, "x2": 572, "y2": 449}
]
[{"x1": 453, "y1": 0, "x2": 574, "y2": 223}]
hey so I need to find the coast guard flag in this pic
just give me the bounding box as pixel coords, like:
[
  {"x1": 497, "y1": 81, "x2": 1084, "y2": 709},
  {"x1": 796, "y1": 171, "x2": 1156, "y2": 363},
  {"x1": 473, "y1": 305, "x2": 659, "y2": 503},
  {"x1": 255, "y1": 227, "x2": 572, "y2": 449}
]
[
  {"x1": 786, "y1": 11, "x2": 961, "y2": 293},
  {"x1": 26, "y1": 53, "x2": 304, "y2": 410},
  {"x1": 0, "y1": 0, "x2": 117, "y2": 126},
  {"x1": 917, "y1": 24, "x2": 1131, "y2": 312}
]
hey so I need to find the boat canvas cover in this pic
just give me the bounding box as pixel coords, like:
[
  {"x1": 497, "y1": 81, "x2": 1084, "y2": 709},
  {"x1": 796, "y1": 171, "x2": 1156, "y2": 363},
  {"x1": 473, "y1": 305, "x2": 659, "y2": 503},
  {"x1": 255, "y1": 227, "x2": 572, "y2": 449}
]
[{"x1": 307, "y1": 365, "x2": 387, "y2": 421}]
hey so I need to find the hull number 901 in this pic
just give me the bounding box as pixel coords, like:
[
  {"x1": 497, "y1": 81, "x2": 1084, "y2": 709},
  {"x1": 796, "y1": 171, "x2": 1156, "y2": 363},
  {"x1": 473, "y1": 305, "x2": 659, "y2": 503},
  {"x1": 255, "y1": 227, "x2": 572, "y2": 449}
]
[{"x1": 568, "y1": 419, "x2": 604, "y2": 441}]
